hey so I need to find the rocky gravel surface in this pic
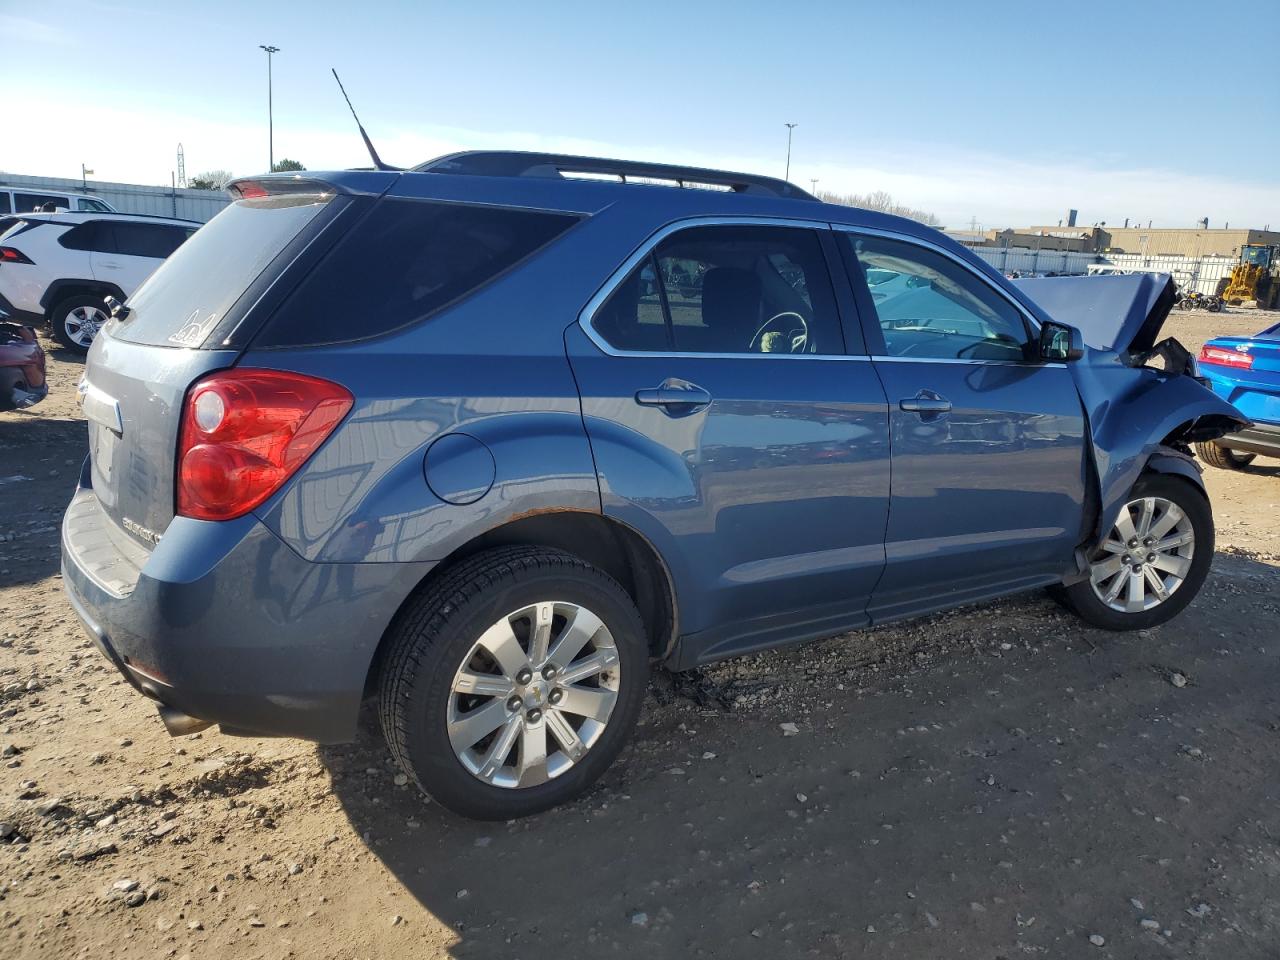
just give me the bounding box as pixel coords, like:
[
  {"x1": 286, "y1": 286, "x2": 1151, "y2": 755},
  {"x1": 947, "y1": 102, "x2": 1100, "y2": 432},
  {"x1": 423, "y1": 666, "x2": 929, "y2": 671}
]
[{"x1": 1, "y1": 316, "x2": 1278, "y2": 959}]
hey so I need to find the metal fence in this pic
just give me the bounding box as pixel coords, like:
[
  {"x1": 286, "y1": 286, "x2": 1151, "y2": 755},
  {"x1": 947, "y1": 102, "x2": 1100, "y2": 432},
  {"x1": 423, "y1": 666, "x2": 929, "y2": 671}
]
[
  {"x1": 964, "y1": 246, "x2": 1099, "y2": 277},
  {"x1": 959, "y1": 245, "x2": 1236, "y2": 295},
  {"x1": 1098, "y1": 253, "x2": 1237, "y2": 295},
  {"x1": 0, "y1": 173, "x2": 230, "y2": 222}
]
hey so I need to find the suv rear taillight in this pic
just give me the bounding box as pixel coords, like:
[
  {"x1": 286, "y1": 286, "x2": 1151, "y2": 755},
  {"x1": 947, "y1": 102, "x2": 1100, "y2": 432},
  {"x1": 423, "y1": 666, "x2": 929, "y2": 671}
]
[
  {"x1": 176, "y1": 369, "x2": 353, "y2": 521},
  {"x1": 0, "y1": 246, "x2": 33, "y2": 264},
  {"x1": 1199, "y1": 345, "x2": 1254, "y2": 370}
]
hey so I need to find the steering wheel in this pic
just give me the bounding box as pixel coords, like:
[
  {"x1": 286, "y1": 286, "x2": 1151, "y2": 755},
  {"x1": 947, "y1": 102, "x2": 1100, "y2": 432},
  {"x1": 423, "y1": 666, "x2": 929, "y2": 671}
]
[{"x1": 748, "y1": 311, "x2": 809, "y2": 353}]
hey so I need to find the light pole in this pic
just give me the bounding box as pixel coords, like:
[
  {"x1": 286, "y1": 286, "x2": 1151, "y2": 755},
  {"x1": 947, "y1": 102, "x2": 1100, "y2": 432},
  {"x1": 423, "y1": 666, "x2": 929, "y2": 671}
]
[
  {"x1": 784, "y1": 123, "x2": 797, "y2": 181},
  {"x1": 260, "y1": 44, "x2": 280, "y2": 172},
  {"x1": 809, "y1": 178, "x2": 819, "y2": 196},
  {"x1": 81, "y1": 163, "x2": 93, "y2": 190}
]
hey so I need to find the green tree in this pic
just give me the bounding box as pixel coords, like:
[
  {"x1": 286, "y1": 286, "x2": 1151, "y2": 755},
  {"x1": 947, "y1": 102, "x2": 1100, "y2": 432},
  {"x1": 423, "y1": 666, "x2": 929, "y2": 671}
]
[
  {"x1": 271, "y1": 159, "x2": 306, "y2": 172},
  {"x1": 188, "y1": 170, "x2": 236, "y2": 190}
]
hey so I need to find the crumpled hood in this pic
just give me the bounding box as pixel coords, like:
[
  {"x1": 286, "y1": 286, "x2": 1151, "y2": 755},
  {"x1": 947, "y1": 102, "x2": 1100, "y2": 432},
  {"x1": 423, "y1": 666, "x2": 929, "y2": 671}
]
[{"x1": 1012, "y1": 273, "x2": 1177, "y2": 355}]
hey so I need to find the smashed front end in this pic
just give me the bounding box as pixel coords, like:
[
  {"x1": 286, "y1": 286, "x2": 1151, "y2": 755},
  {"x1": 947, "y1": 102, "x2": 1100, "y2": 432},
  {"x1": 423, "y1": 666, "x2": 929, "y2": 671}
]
[{"x1": 1013, "y1": 274, "x2": 1248, "y2": 575}]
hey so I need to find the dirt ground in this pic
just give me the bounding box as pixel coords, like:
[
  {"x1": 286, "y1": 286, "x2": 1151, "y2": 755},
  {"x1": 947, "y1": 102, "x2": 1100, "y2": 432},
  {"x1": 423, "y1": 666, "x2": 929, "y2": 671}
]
[{"x1": 1, "y1": 311, "x2": 1278, "y2": 960}]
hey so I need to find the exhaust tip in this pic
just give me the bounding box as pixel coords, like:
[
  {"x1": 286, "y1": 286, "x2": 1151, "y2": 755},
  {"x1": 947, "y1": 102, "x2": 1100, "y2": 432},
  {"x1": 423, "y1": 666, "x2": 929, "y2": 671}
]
[{"x1": 156, "y1": 704, "x2": 214, "y2": 737}]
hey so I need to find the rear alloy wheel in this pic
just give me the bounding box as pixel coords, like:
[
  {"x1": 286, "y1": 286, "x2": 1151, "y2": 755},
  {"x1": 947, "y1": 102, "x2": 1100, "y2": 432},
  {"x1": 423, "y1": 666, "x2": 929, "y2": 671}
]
[
  {"x1": 379, "y1": 546, "x2": 647, "y2": 820},
  {"x1": 447, "y1": 601, "x2": 622, "y2": 788},
  {"x1": 1195, "y1": 441, "x2": 1255, "y2": 471},
  {"x1": 51, "y1": 295, "x2": 110, "y2": 352},
  {"x1": 1059, "y1": 475, "x2": 1213, "y2": 630}
]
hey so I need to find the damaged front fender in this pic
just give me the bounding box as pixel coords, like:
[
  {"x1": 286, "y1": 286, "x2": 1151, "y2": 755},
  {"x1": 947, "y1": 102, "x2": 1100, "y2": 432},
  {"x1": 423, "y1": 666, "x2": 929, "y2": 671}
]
[{"x1": 1069, "y1": 346, "x2": 1247, "y2": 554}]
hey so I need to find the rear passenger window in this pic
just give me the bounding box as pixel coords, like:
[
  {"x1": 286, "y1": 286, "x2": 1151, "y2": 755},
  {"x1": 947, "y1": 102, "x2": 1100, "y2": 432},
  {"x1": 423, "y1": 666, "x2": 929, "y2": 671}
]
[
  {"x1": 0, "y1": 194, "x2": 10, "y2": 215},
  {"x1": 595, "y1": 258, "x2": 668, "y2": 351},
  {"x1": 592, "y1": 225, "x2": 845, "y2": 355},
  {"x1": 14, "y1": 193, "x2": 64, "y2": 212},
  {"x1": 113, "y1": 223, "x2": 191, "y2": 259},
  {"x1": 256, "y1": 199, "x2": 580, "y2": 347}
]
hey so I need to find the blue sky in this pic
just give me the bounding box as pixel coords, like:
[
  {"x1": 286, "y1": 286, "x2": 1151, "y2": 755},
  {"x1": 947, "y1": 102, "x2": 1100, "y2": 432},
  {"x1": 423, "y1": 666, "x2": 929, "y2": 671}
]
[{"x1": 4, "y1": 0, "x2": 1278, "y2": 229}]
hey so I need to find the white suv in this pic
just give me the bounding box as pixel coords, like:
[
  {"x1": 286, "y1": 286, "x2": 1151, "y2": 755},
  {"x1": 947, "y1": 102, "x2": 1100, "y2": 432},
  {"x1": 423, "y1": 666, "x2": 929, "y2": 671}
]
[
  {"x1": 0, "y1": 188, "x2": 117, "y2": 214},
  {"x1": 0, "y1": 212, "x2": 197, "y2": 352}
]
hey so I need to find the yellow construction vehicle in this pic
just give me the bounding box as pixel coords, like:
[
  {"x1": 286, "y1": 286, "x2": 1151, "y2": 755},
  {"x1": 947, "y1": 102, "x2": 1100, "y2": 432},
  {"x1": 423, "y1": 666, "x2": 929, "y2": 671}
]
[{"x1": 1222, "y1": 245, "x2": 1279, "y2": 308}]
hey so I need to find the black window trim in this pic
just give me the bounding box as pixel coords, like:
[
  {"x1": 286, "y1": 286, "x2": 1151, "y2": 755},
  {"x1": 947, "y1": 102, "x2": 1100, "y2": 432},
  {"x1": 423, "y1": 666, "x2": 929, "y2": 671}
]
[
  {"x1": 832, "y1": 225, "x2": 1056, "y2": 368},
  {"x1": 580, "y1": 216, "x2": 861, "y2": 361}
]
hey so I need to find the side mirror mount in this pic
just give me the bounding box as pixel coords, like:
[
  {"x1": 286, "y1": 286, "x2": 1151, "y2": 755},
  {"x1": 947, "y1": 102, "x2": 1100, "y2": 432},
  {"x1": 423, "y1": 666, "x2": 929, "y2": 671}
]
[{"x1": 1039, "y1": 320, "x2": 1083, "y2": 362}]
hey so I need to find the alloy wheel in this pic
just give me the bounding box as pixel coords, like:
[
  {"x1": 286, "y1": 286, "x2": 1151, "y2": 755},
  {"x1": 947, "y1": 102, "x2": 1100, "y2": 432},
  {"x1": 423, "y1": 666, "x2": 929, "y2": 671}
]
[
  {"x1": 1089, "y1": 496, "x2": 1195, "y2": 613},
  {"x1": 447, "y1": 601, "x2": 620, "y2": 789},
  {"x1": 65, "y1": 305, "x2": 107, "y2": 347}
]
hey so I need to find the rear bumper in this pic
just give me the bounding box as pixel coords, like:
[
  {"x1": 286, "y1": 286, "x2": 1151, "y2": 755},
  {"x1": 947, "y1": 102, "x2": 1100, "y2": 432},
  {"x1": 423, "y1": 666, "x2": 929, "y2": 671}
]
[
  {"x1": 1218, "y1": 422, "x2": 1280, "y2": 458},
  {"x1": 60, "y1": 482, "x2": 435, "y2": 743}
]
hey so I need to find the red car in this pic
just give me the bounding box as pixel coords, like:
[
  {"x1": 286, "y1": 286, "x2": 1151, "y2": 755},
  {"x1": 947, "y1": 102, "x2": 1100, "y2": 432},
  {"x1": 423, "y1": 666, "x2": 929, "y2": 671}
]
[{"x1": 0, "y1": 311, "x2": 47, "y2": 411}]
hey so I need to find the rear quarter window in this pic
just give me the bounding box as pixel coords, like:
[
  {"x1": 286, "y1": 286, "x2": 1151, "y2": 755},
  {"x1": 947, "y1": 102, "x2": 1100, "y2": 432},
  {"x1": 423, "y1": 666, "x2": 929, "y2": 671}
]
[
  {"x1": 59, "y1": 221, "x2": 112, "y2": 252},
  {"x1": 253, "y1": 198, "x2": 580, "y2": 347}
]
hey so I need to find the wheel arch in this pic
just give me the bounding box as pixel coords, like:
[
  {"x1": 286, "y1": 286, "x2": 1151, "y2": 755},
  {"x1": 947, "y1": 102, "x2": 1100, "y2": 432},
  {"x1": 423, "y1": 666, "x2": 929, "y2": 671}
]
[
  {"x1": 363, "y1": 510, "x2": 678, "y2": 698},
  {"x1": 39, "y1": 279, "x2": 127, "y2": 315}
]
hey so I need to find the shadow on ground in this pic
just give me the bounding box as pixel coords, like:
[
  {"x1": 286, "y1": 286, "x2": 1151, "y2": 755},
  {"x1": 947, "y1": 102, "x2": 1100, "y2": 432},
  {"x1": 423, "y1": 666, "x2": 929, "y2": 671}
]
[
  {"x1": 319, "y1": 551, "x2": 1280, "y2": 959},
  {"x1": 0, "y1": 414, "x2": 85, "y2": 589}
]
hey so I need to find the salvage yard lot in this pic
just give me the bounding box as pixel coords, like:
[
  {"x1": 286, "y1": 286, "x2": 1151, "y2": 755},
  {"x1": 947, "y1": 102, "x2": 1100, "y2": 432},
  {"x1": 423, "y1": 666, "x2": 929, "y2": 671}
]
[{"x1": 1, "y1": 311, "x2": 1278, "y2": 959}]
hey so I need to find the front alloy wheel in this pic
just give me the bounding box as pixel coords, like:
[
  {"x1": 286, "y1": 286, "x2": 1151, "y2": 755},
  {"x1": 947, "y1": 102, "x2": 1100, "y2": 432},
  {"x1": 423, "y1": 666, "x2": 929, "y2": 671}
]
[
  {"x1": 1058, "y1": 474, "x2": 1213, "y2": 631},
  {"x1": 1088, "y1": 495, "x2": 1194, "y2": 612}
]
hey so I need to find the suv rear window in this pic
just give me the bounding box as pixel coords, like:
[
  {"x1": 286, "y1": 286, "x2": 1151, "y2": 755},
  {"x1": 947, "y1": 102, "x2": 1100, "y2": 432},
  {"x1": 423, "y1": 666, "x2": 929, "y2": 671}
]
[
  {"x1": 109, "y1": 194, "x2": 333, "y2": 348},
  {"x1": 253, "y1": 198, "x2": 579, "y2": 347}
]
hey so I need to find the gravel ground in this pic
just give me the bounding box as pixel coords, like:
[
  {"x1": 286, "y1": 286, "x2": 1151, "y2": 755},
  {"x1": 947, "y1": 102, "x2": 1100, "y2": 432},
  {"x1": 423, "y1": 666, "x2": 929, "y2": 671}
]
[{"x1": 1, "y1": 312, "x2": 1278, "y2": 959}]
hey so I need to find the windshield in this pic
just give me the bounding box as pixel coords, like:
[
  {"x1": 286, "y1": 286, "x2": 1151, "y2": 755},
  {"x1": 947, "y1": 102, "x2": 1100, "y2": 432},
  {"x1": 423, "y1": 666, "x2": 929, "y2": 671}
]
[{"x1": 108, "y1": 193, "x2": 333, "y2": 348}]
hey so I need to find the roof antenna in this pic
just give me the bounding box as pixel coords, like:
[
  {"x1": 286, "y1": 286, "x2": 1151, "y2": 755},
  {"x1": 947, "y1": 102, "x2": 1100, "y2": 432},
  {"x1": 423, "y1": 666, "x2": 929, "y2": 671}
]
[{"x1": 331, "y1": 69, "x2": 398, "y2": 171}]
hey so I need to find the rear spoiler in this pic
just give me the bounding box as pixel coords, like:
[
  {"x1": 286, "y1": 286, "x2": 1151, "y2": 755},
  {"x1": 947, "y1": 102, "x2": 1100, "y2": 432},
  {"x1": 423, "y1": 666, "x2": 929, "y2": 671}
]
[{"x1": 226, "y1": 171, "x2": 397, "y2": 201}]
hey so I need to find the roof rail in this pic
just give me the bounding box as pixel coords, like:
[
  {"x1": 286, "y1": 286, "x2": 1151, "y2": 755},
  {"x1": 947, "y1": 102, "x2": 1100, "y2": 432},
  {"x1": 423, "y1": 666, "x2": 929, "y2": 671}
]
[
  {"x1": 29, "y1": 210, "x2": 201, "y2": 224},
  {"x1": 413, "y1": 151, "x2": 817, "y2": 201}
]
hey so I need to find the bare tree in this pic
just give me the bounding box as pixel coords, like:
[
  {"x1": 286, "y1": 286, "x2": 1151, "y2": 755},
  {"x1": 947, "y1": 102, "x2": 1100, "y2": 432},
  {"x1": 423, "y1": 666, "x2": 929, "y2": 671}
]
[
  {"x1": 819, "y1": 189, "x2": 940, "y2": 227},
  {"x1": 188, "y1": 170, "x2": 236, "y2": 190}
]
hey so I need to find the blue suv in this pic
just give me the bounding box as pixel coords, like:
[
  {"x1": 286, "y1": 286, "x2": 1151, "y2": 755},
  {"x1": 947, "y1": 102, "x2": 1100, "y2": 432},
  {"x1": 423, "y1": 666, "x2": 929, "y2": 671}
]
[{"x1": 61, "y1": 152, "x2": 1244, "y2": 819}]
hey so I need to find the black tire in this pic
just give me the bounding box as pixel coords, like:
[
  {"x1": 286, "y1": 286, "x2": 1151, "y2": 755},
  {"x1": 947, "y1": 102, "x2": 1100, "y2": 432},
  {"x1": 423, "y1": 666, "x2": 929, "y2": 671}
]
[
  {"x1": 1195, "y1": 440, "x2": 1255, "y2": 471},
  {"x1": 1059, "y1": 474, "x2": 1213, "y2": 631},
  {"x1": 378, "y1": 546, "x2": 649, "y2": 820},
  {"x1": 49, "y1": 295, "x2": 109, "y2": 353}
]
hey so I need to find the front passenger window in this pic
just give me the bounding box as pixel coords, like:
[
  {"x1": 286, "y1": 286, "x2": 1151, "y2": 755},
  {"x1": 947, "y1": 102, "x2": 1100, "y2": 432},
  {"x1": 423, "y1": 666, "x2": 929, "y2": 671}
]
[{"x1": 846, "y1": 235, "x2": 1029, "y2": 361}]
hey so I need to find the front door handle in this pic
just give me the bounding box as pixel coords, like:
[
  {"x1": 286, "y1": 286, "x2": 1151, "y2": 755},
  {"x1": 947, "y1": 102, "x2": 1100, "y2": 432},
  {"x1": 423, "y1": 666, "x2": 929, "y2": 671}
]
[
  {"x1": 635, "y1": 380, "x2": 712, "y2": 414},
  {"x1": 899, "y1": 390, "x2": 951, "y2": 418}
]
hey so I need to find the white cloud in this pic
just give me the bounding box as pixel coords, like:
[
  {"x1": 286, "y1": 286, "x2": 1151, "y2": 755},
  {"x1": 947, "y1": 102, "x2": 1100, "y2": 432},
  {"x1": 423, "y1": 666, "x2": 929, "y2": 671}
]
[{"x1": 4, "y1": 93, "x2": 1278, "y2": 230}]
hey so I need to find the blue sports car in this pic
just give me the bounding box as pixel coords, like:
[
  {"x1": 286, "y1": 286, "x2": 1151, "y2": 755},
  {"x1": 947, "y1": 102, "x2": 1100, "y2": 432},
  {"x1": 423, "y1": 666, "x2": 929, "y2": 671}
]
[{"x1": 1195, "y1": 319, "x2": 1280, "y2": 469}]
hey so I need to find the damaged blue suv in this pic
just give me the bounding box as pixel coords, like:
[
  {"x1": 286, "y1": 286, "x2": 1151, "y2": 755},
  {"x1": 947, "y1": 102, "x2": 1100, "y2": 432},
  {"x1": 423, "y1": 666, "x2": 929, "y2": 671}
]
[{"x1": 61, "y1": 152, "x2": 1246, "y2": 819}]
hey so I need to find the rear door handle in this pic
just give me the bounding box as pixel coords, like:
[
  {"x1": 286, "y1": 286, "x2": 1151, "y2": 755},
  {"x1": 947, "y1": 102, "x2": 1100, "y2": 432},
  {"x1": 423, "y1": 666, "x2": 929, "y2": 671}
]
[
  {"x1": 98, "y1": 261, "x2": 121, "y2": 269},
  {"x1": 635, "y1": 380, "x2": 712, "y2": 413}
]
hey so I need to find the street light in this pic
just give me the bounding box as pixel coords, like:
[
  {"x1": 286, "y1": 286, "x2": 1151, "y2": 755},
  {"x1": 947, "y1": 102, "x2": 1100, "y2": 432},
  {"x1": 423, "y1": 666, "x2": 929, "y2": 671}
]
[
  {"x1": 784, "y1": 123, "x2": 797, "y2": 181},
  {"x1": 260, "y1": 44, "x2": 280, "y2": 172},
  {"x1": 809, "y1": 178, "x2": 819, "y2": 196}
]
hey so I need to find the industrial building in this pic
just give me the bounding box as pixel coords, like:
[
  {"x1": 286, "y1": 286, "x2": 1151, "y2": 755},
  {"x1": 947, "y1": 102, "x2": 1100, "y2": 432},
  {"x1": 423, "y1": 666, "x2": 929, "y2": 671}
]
[{"x1": 1093, "y1": 226, "x2": 1280, "y2": 258}]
